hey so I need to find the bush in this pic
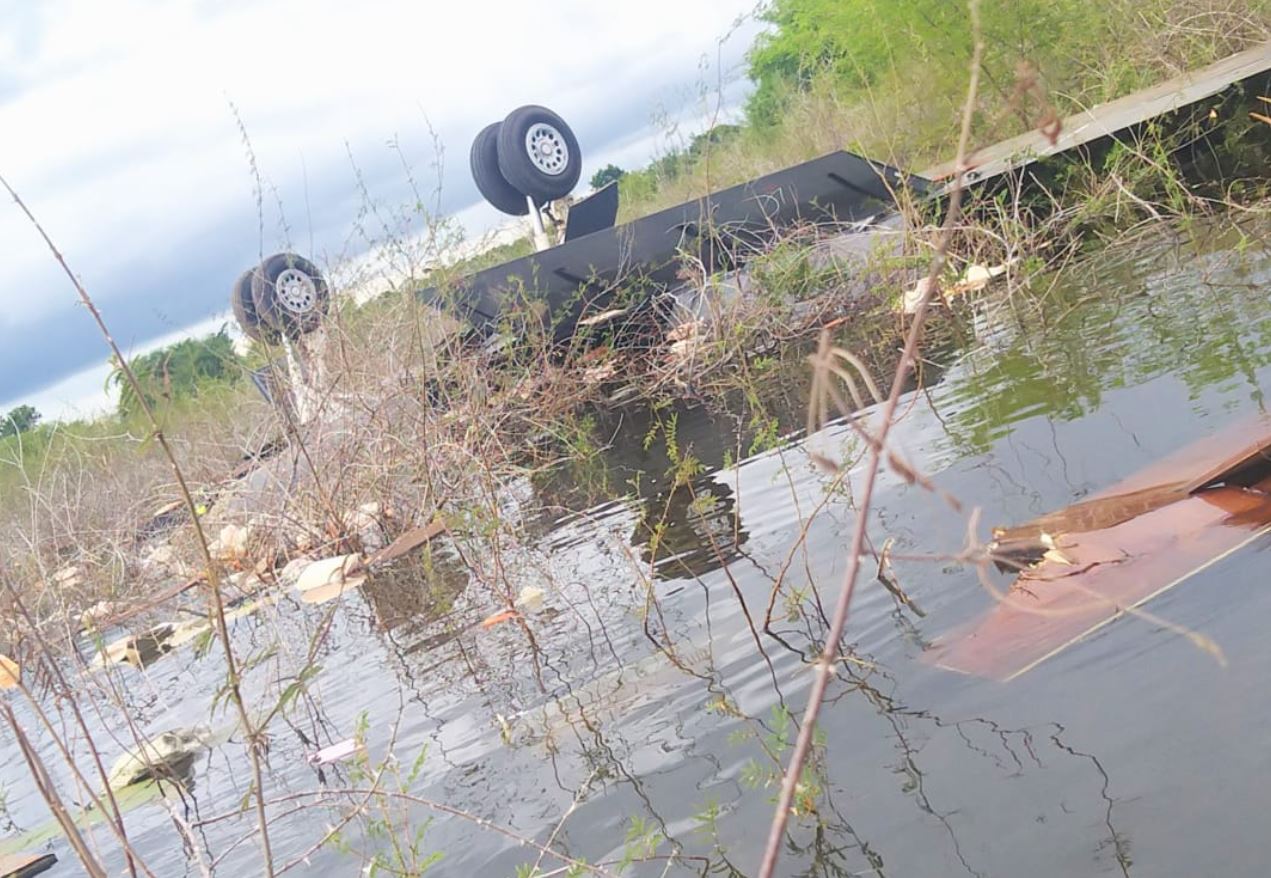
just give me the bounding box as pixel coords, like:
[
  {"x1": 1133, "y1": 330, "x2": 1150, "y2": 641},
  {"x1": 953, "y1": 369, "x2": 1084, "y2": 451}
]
[
  {"x1": 111, "y1": 327, "x2": 243, "y2": 419},
  {"x1": 0, "y1": 405, "x2": 40, "y2": 438},
  {"x1": 590, "y1": 164, "x2": 626, "y2": 190}
]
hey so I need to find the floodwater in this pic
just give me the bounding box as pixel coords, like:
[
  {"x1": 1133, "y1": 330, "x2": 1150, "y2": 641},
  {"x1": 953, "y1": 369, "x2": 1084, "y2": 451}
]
[{"x1": 3, "y1": 219, "x2": 1271, "y2": 876}]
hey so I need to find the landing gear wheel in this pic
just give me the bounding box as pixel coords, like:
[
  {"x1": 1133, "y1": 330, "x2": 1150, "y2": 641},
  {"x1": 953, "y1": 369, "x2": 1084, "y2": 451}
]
[
  {"x1": 496, "y1": 105, "x2": 581, "y2": 204},
  {"x1": 230, "y1": 268, "x2": 281, "y2": 344},
  {"x1": 470, "y1": 122, "x2": 530, "y2": 216},
  {"x1": 251, "y1": 253, "x2": 330, "y2": 339}
]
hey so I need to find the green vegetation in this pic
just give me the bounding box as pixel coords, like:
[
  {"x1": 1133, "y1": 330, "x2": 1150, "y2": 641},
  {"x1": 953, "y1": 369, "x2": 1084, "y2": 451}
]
[
  {"x1": 617, "y1": 0, "x2": 1270, "y2": 219},
  {"x1": 0, "y1": 404, "x2": 40, "y2": 437},
  {"x1": 0, "y1": 328, "x2": 261, "y2": 541},
  {"x1": 746, "y1": 0, "x2": 1101, "y2": 129},
  {"x1": 589, "y1": 163, "x2": 625, "y2": 190},
  {"x1": 109, "y1": 327, "x2": 242, "y2": 419}
]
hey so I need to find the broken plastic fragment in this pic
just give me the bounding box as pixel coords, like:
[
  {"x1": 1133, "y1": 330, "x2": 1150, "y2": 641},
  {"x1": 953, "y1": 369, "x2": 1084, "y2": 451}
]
[{"x1": 307, "y1": 738, "x2": 363, "y2": 767}]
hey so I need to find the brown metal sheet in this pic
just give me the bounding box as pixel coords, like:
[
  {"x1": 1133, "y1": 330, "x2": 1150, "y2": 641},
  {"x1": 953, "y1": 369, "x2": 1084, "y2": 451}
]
[
  {"x1": 928, "y1": 417, "x2": 1271, "y2": 681},
  {"x1": 991, "y1": 413, "x2": 1271, "y2": 555},
  {"x1": 931, "y1": 484, "x2": 1271, "y2": 681}
]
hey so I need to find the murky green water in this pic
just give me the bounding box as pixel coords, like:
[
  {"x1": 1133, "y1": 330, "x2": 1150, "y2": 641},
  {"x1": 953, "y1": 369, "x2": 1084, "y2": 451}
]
[{"x1": 4, "y1": 218, "x2": 1270, "y2": 876}]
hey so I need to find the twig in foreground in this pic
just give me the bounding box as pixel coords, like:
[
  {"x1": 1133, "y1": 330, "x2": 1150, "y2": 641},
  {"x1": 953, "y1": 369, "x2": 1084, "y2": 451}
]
[
  {"x1": 754, "y1": 3, "x2": 986, "y2": 876},
  {"x1": 0, "y1": 173, "x2": 278, "y2": 877}
]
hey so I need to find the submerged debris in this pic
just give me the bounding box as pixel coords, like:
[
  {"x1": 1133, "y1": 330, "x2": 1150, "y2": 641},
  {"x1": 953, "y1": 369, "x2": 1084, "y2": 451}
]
[
  {"x1": 930, "y1": 415, "x2": 1271, "y2": 680},
  {"x1": 106, "y1": 727, "x2": 211, "y2": 790}
]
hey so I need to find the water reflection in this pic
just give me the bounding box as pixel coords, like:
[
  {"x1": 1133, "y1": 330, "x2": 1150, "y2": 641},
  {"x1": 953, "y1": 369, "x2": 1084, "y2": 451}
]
[
  {"x1": 631, "y1": 477, "x2": 748, "y2": 580},
  {"x1": 358, "y1": 543, "x2": 470, "y2": 635}
]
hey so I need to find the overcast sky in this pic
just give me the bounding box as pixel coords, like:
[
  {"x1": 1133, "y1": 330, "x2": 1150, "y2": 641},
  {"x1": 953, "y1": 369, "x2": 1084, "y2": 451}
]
[{"x1": 0, "y1": 0, "x2": 763, "y2": 418}]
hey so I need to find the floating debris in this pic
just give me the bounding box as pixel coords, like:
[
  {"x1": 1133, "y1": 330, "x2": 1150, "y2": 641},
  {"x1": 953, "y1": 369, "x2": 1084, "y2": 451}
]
[
  {"x1": 79, "y1": 599, "x2": 128, "y2": 630},
  {"x1": 91, "y1": 624, "x2": 179, "y2": 670},
  {"x1": 210, "y1": 523, "x2": 250, "y2": 563},
  {"x1": 665, "y1": 319, "x2": 704, "y2": 362},
  {"x1": 306, "y1": 737, "x2": 363, "y2": 767},
  {"x1": 106, "y1": 727, "x2": 211, "y2": 790},
  {"x1": 480, "y1": 609, "x2": 520, "y2": 629},
  {"x1": 51, "y1": 565, "x2": 84, "y2": 590},
  {"x1": 294, "y1": 554, "x2": 368, "y2": 605},
  {"x1": 581, "y1": 361, "x2": 619, "y2": 384},
  {"x1": 366, "y1": 520, "x2": 446, "y2": 567},
  {"x1": 900, "y1": 261, "x2": 1011, "y2": 314},
  {"x1": 577, "y1": 306, "x2": 632, "y2": 327},
  {"x1": 89, "y1": 600, "x2": 268, "y2": 670},
  {"x1": 900, "y1": 276, "x2": 937, "y2": 315},
  {"x1": 139, "y1": 543, "x2": 180, "y2": 577},
  {"x1": 344, "y1": 502, "x2": 389, "y2": 552},
  {"x1": 515, "y1": 585, "x2": 546, "y2": 613}
]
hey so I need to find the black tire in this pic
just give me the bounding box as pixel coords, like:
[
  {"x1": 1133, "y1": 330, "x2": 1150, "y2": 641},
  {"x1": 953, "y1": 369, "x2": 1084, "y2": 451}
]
[
  {"x1": 251, "y1": 253, "x2": 330, "y2": 338},
  {"x1": 230, "y1": 268, "x2": 281, "y2": 344},
  {"x1": 496, "y1": 105, "x2": 582, "y2": 204},
  {"x1": 470, "y1": 123, "x2": 530, "y2": 216}
]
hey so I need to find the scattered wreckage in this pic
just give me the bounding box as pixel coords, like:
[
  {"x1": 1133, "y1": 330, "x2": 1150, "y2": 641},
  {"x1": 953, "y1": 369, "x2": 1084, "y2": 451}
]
[
  {"x1": 81, "y1": 46, "x2": 1271, "y2": 682},
  {"x1": 222, "y1": 45, "x2": 1270, "y2": 425}
]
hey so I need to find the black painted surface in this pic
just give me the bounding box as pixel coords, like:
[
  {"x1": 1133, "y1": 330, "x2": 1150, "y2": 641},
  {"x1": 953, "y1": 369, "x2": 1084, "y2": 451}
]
[{"x1": 421, "y1": 151, "x2": 928, "y2": 342}]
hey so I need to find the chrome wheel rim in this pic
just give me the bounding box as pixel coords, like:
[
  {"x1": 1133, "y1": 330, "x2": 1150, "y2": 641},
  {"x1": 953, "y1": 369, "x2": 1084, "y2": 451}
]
[
  {"x1": 274, "y1": 268, "x2": 319, "y2": 315},
  {"x1": 525, "y1": 122, "x2": 569, "y2": 176}
]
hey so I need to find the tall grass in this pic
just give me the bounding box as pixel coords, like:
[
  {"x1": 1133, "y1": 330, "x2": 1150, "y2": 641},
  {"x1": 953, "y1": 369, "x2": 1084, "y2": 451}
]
[{"x1": 617, "y1": 0, "x2": 1270, "y2": 220}]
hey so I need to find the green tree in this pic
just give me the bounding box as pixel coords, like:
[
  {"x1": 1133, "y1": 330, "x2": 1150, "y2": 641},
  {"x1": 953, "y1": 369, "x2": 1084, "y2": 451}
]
[
  {"x1": 687, "y1": 124, "x2": 741, "y2": 158},
  {"x1": 744, "y1": 0, "x2": 1096, "y2": 128},
  {"x1": 590, "y1": 164, "x2": 626, "y2": 190},
  {"x1": 111, "y1": 327, "x2": 242, "y2": 418},
  {"x1": 0, "y1": 404, "x2": 41, "y2": 437}
]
